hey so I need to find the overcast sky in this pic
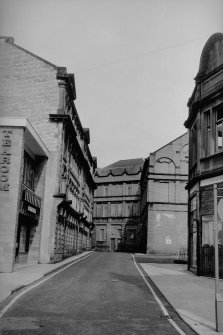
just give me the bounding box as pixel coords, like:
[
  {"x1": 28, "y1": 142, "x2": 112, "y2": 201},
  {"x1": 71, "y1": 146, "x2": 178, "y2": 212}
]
[{"x1": 0, "y1": 0, "x2": 222, "y2": 167}]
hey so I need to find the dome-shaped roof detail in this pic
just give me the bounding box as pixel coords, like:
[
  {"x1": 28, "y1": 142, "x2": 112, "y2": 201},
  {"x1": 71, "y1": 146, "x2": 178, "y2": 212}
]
[{"x1": 196, "y1": 33, "x2": 223, "y2": 79}]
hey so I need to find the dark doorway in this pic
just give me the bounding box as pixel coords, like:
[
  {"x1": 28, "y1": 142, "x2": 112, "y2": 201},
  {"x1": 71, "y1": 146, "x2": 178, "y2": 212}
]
[
  {"x1": 111, "y1": 238, "x2": 115, "y2": 252},
  {"x1": 15, "y1": 215, "x2": 32, "y2": 264}
]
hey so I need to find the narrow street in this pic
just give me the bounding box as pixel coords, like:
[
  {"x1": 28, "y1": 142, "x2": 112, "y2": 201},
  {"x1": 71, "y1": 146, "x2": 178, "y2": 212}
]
[{"x1": 1, "y1": 253, "x2": 196, "y2": 335}]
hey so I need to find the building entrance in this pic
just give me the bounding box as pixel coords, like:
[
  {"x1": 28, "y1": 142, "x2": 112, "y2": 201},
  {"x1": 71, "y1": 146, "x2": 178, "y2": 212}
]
[
  {"x1": 111, "y1": 238, "x2": 115, "y2": 252},
  {"x1": 15, "y1": 215, "x2": 34, "y2": 264}
]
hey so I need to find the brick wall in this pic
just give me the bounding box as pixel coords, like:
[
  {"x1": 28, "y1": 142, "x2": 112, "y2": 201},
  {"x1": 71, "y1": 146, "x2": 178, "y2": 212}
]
[{"x1": 0, "y1": 39, "x2": 59, "y2": 152}]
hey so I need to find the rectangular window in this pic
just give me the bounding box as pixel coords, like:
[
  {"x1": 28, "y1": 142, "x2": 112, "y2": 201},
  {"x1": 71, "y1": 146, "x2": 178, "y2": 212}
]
[
  {"x1": 133, "y1": 202, "x2": 138, "y2": 216},
  {"x1": 22, "y1": 151, "x2": 35, "y2": 190},
  {"x1": 117, "y1": 203, "x2": 122, "y2": 217},
  {"x1": 118, "y1": 184, "x2": 123, "y2": 195},
  {"x1": 191, "y1": 122, "x2": 197, "y2": 166},
  {"x1": 104, "y1": 185, "x2": 108, "y2": 196},
  {"x1": 117, "y1": 228, "x2": 122, "y2": 238},
  {"x1": 215, "y1": 105, "x2": 223, "y2": 152},
  {"x1": 204, "y1": 110, "x2": 211, "y2": 156},
  {"x1": 111, "y1": 203, "x2": 117, "y2": 217},
  {"x1": 154, "y1": 181, "x2": 169, "y2": 202},
  {"x1": 201, "y1": 216, "x2": 214, "y2": 246},
  {"x1": 126, "y1": 227, "x2": 136, "y2": 242},
  {"x1": 96, "y1": 204, "x2": 102, "y2": 217},
  {"x1": 127, "y1": 184, "x2": 132, "y2": 195},
  {"x1": 126, "y1": 202, "x2": 133, "y2": 216},
  {"x1": 102, "y1": 203, "x2": 108, "y2": 217},
  {"x1": 99, "y1": 229, "x2": 105, "y2": 241}
]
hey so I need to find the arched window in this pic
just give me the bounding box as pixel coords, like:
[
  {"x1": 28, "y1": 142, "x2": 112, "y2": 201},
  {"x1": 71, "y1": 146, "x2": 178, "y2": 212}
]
[{"x1": 154, "y1": 157, "x2": 175, "y2": 174}]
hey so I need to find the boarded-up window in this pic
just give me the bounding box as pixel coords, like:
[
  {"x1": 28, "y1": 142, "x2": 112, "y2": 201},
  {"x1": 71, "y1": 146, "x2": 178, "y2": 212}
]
[
  {"x1": 117, "y1": 228, "x2": 122, "y2": 238},
  {"x1": 100, "y1": 229, "x2": 105, "y2": 241},
  {"x1": 104, "y1": 185, "x2": 108, "y2": 196},
  {"x1": 110, "y1": 184, "x2": 116, "y2": 196},
  {"x1": 127, "y1": 184, "x2": 132, "y2": 195},
  {"x1": 96, "y1": 204, "x2": 102, "y2": 217},
  {"x1": 102, "y1": 204, "x2": 108, "y2": 217},
  {"x1": 126, "y1": 202, "x2": 133, "y2": 216},
  {"x1": 133, "y1": 202, "x2": 139, "y2": 216},
  {"x1": 117, "y1": 203, "x2": 122, "y2": 217},
  {"x1": 111, "y1": 203, "x2": 117, "y2": 217},
  {"x1": 154, "y1": 181, "x2": 169, "y2": 202},
  {"x1": 96, "y1": 227, "x2": 106, "y2": 241},
  {"x1": 118, "y1": 184, "x2": 123, "y2": 195}
]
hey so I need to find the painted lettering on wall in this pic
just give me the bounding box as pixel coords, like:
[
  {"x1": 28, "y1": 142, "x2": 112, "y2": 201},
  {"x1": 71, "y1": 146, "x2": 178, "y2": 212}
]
[{"x1": 0, "y1": 130, "x2": 12, "y2": 191}]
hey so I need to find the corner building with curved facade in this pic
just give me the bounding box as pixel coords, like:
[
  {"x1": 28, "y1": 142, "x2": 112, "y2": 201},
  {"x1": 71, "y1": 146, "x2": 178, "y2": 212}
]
[{"x1": 185, "y1": 33, "x2": 223, "y2": 277}]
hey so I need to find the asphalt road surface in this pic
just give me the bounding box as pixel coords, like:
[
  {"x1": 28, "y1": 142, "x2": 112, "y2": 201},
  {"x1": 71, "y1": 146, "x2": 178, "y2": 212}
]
[{"x1": 0, "y1": 252, "x2": 196, "y2": 335}]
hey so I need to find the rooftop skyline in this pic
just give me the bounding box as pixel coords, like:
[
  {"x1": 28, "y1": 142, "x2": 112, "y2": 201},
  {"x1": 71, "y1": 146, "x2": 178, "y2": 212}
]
[{"x1": 0, "y1": 0, "x2": 222, "y2": 167}]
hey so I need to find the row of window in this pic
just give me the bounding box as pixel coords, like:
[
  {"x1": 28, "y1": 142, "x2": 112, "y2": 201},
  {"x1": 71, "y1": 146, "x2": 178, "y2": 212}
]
[
  {"x1": 204, "y1": 105, "x2": 223, "y2": 156},
  {"x1": 96, "y1": 226, "x2": 137, "y2": 242},
  {"x1": 153, "y1": 180, "x2": 187, "y2": 203},
  {"x1": 94, "y1": 202, "x2": 140, "y2": 217},
  {"x1": 94, "y1": 183, "x2": 140, "y2": 197},
  {"x1": 190, "y1": 103, "x2": 223, "y2": 167},
  {"x1": 97, "y1": 227, "x2": 122, "y2": 241}
]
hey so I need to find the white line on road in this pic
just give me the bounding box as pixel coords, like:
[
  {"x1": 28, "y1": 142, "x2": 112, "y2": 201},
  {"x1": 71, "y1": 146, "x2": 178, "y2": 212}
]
[
  {"x1": 131, "y1": 254, "x2": 187, "y2": 335},
  {"x1": 0, "y1": 252, "x2": 94, "y2": 318}
]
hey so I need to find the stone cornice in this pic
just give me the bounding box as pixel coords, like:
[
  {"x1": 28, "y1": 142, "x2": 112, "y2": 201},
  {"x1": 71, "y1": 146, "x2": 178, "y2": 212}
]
[
  {"x1": 186, "y1": 166, "x2": 223, "y2": 190},
  {"x1": 184, "y1": 85, "x2": 223, "y2": 128},
  {"x1": 96, "y1": 168, "x2": 142, "y2": 178}
]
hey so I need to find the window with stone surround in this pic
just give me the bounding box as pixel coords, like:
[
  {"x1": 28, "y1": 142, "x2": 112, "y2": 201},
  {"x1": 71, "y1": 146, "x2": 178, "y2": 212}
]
[
  {"x1": 215, "y1": 104, "x2": 223, "y2": 152},
  {"x1": 202, "y1": 104, "x2": 223, "y2": 157},
  {"x1": 111, "y1": 203, "x2": 117, "y2": 217},
  {"x1": 117, "y1": 203, "x2": 122, "y2": 217},
  {"x1": 204, "y1": 110, "x2": 211, "y2": 156},
  {"x1": 190, "y1": 121, "x2": 197, "y2": 167},
  {"x1": 99, "y1": 228, "x2": 105, "y2": 241},
  {"x1": 102, "y1": 203, "x2": 108, "y2": 217}
]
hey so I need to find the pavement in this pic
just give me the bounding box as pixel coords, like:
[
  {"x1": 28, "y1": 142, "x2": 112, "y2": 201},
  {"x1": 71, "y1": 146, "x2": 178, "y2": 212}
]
[
  {"x1": 136, "y1": 253, "x2": 223, "y2": 335},
  {"x1": 0, "y1": 251, "x2": 222, "y2": 335}
]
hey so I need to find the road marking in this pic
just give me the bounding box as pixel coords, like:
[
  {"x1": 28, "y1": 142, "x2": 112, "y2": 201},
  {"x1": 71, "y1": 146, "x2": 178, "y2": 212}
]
[
  {"x1": 0, "y1": 252, "x2": 94, "y2": 318},
  {"x1": 131, "y1": 254, "x2": 187, "y2": 335}
]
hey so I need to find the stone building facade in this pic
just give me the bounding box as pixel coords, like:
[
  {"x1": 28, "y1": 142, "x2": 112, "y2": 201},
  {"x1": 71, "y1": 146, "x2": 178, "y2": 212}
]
[
  {"x1": 0, "y1": 37, "x2": 96, "y2": 272},
  {"x1": 184, "y1": 33, "x2": 223, "y2": 277},
  {"x1": 93, "y1": 159, "x2": 143, "y2": 252},
  {"x1": 140, "y1": 133, "x2": 189, "y2": 255}
]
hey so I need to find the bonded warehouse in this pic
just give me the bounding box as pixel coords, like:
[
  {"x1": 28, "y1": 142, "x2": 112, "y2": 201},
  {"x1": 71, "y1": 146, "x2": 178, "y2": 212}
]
[
  {"x1": 140, "y1": 133, "x2": 189, "y2": 256},
  {"x1": 93, "y1": 159, "x2": 144, "y2": 252}
]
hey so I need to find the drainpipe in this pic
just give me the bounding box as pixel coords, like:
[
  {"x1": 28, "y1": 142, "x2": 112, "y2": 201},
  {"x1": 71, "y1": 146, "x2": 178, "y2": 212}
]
[{"x1": 214, "y1": 183, "x2": 223, "y2": 332}]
